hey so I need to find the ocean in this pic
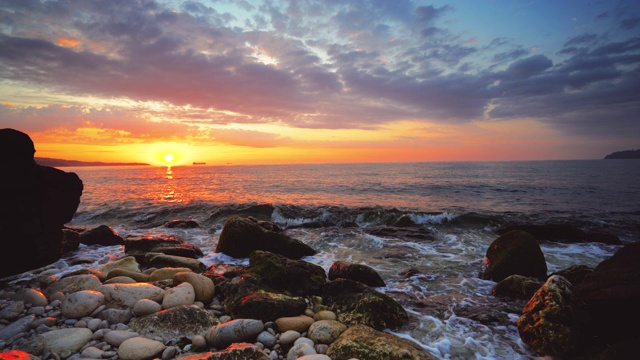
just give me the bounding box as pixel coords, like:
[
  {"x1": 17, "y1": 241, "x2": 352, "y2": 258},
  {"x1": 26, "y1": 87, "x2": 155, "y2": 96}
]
[{"x1": 10, "y1": 160, "x2": 640, "y2": 359}]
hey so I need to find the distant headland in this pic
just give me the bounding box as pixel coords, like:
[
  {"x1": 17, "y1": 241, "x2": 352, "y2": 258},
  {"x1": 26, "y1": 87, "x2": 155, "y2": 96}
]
[
  {"x1": 603, "y1": 149, "x2": 640, "y2": 159},
  {"x1": 35, "y1": 157, "x2": 150, "y2": 167}
]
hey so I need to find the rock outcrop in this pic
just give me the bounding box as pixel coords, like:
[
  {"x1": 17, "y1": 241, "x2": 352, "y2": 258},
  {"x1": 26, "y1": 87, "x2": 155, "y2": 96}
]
[
  {"x1": 479, "y1": 230, "x2": 548, "y2": 282},
  {"x1": 0, "y1": 128, "x2": 83, "y2": 278}
]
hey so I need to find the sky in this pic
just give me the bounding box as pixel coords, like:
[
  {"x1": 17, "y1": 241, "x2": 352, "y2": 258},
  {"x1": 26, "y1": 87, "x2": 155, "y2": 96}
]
[{"x1": 1, "y1": 0, "x2": 639, "y2": 166}]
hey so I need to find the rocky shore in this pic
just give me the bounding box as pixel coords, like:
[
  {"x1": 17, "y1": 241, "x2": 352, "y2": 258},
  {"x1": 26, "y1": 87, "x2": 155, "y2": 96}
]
[
  {"x1": 0, "y1": 216, "x2": 437, "y2": 360},
  {"x1": 1, "y1": 215, "x2": 638, "y2": 360}
]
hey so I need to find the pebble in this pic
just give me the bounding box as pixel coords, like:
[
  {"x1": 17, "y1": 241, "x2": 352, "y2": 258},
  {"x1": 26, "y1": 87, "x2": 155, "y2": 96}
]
[
  {"x1": 117, "y1": 336, "x2": 166, "y2": 360},
  {"x1": 279, "y1": 330, "x2": 301, "y2": 345}
]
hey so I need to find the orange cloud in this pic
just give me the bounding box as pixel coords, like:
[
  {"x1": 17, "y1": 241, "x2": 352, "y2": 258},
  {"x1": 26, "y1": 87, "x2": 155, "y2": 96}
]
[{"x1": 57, "y1": 37, "x2": 80, "y2": 48}]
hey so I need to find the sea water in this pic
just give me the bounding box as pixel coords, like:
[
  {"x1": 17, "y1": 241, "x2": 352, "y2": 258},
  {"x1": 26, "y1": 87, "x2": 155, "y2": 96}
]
[{"x1": 8, "y1": 160, "x2": 640, "y2": 359}]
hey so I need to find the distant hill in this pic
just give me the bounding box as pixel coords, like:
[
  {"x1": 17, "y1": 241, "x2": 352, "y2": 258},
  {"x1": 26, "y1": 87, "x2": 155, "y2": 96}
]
[
  {"x1": 603, "y1": 149, "x2": 640, "y2": 159},
  {"x1": 35, "y1": 157, "x2": 150, "y2": 167}
]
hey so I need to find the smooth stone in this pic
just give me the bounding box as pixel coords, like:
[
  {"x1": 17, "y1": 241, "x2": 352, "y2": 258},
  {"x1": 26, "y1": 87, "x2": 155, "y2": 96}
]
[
  {"x1": 162, "y1": 282, "x2": 195, "y2": 309},
  {"x1": 132, "y1": 299, "x2": 162, "y2": 316},
  {"x1": 206, "y1": 319, "x2": 264, "y2": 348},
  {"x1": 98, "y1": 256, "x2": 141, "y2": 276},
  {"x1": 80, "y1": 346, "x2": 104, "y2": 359},
  {"x1": 107, "y1": 268, "x2": 150, "y2": 282},
  {"x1": 39, "y1": 327, "x2": 93, "y2": 355},
  {"x1": 313, "y1": 310, "x2": 336, "y2": 321},
  {"x1": 0, "y1": 315, "x2": 35, "y2": 340},
  {"x1": 149, "y1": 267, "x2": 192, "y2": 282},
  {"x1": 275, "y1": 315, "x2": 314, "y2": 333},
  {"x1": 10, "y1": 289, "x2": 48, "y2": 307},
  {"x1": 279, "y1": 330, "x2": 301, "y2": 345},
  {"x1": 287, "y1": 343, "x2": 317, "y2": 360},
  {"x1": 103, "y1": 330, "x2": 140, "y2": 347},
  {"x1": 294, "y1": 337, "x2": 315, "y2": 347},
  {"x1": 43, "y1": 274, "x2": 103, "y2": 298},
  {"x1": 99, "y1": 283, "x2": 164, "y2": 308},
  {"x1": 0, "y1": 301, "x2": 25, "y2": 320},
  {"x1": 100, "y1": 308, "x2": 132, "y2": 324},
  {"x1": 118, "y1": 337, "x2": 166, "y2": 360},
  {"x1": 104, "y1": 276, "x2": 137, "y2": 284},
  {"x1": 308, "y1": 320, "x2": 347, "y2": 344},
  {"x1": 61, "y1": 290, "x2": 105, "y2": 318},
  {"x1": 257, "y1": 331, "x2": 277, "y2": 348},
  {"x1": 192, "y1": 334, "x2": 207, "y2": 348},
  {"x1": 173, "y1": 272, "x2": 215, "y2": 305},
  {"x1": 298, "y1": 355, "x2": 331, "y2": 360},
  {"x1": 162, "y1": 346, "x2": 178, "y2": 359}
]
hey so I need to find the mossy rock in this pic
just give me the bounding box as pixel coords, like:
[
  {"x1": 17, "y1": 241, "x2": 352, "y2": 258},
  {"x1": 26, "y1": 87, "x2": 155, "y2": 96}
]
[
  {"x1": 227, "y1": 289, "x2": 307, "y2": 322},
  {"x1": 480, "y1": 230, "x2": 547, "y2": 282},
  {"x1": 326, "y1": 324, "x2": 438, "y2": 360},
  {"x1": 248, "y1": 250, "x2": 326, "y2": 296}
]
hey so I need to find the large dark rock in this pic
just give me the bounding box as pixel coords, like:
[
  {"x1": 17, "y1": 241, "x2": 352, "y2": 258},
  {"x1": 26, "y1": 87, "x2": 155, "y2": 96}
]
[
  {"x1": 79, "y1": 225, "x2": 125, "y2": 246},
  {"x1": 215, "y1": 216, "x2": 317, "y2": 259},
  {"x1": 492, "y1": 274, "x2": 542, "y2": 300},
  {"x1": 517, "y1": 275, "x2": 573, "y2": 357},
  {"x1": 322, "y1": 279, "x2": 408, "y2": 330},
  {"x1": 247, "y1": 251, "x2": 327, "y2": 296},
  {"x1": 124, "y1": 233, "x2": 203, "y2": 262},
  {"x1": 479, "y1": 230, "x2": 548, "y2": 282},
  {"x1": 0, "y1": 128, "x2": 83, "y2": 278},
  {"x1": 570, "y1": 241, "x2": 640, "y2": 357},
  {"x1": 328, "y1": 260, "x2": 386, "y2": 287}
]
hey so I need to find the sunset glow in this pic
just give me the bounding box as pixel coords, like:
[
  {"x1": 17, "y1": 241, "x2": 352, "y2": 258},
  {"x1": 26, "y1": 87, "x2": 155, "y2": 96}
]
[{"x1": 0, "y1": 1, "x2": 638, "y2": 165}]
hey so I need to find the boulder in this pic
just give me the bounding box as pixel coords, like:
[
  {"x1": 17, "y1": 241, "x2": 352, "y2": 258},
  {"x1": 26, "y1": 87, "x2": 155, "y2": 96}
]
[
  {"x1": 549, "y1": 264, "x2": 593, "y2": 287},
  {"x1": 492, "y1": 275, "x2": 542, "y2": 300},
  {"x1": 124, "y1": 234, "x2": 204, "y2": 262},
  {"x1": 479, "y1": 230, "x2": 547, "y2": 282},
  {"x1": 328, "y1": 260, "x2": 385, "y2": 287},
  {"x1": 326, "y1": 324, "x2": 438, "y2": 360},
  {"x1": 0, "y1": 128, "x2": 83, "y2": 278},
  {"x1": 216, "y1": 216, "x2": 317, "y2": 259},
  {"x1": 322, "y1": 279, "x2": 408, "y2": 330},
  {"x1": 570, "y1": 241, "x2": 640, "y2": 357},
  {"x1": 496, "y1": 223, "x2": 621, "y2": 245},
  {"x1": 517, "y1": 275, "x2": 573, "y2": 357},
  {"x1": 128, "y1": 305, "x2": 219, "y2": 342},
  {"x1": 79, "y1": 225, "x2": 125, "y2": 246},
  {"x1": 247, "y1": 250, "x2": 327, "y2": 296}
]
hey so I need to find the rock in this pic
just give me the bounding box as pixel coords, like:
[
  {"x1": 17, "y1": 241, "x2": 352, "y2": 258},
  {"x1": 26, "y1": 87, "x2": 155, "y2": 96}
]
[
  {"x1": 313, "y1": 310, "x2": 336, "y2": 321},
  {"x1": 99, "y1": 283, "x2": 165, "y2": 308},
  {"x1": 98, "y1": 256, "x2": 141, "y2": 277},
  {"x1": 275, "y1": 315, "x2": 315, "y2": 333},
  {"x1": 132, "y1": 298, "x2": 163, "y2": 316},
  {"x1": 205, "y1": 319, "x2": 264, "y2": 348},
  {"x1": 129, "y1": 305, "x2": 219, "y2": 343},
  {"x1": 492, "y1": 275, "x2": 542, "y2": 300},
  {"x1": 248, "y1": 251, "x2": 327, "y2": 296},
  {"x1": 39, "y1": 327, "x2": 93, "y2": 355},
  {"x1": 570, "y1": 241, "x2": 640, "y2": 357},
  {"x1": 0, "y1": 128, "x2": 83, "y2": 279},
  {"x1": 103, "y1": 330, "x2": 141, "y2": 347},
  {"x1": 298, "y1": 355, "x2": 331, "y2": 360},
  {"x1": 279, "y1": 330, "x2": 301, "y2": 345},
  {"x1": 80, "y1": 346, "x2": 104, "y2": 359},
  {"x1": 328, "y1": 260, "x2": 386, "y2": 287},
  {"x1": 43, "y1": 274, "x2": 103, "y2": 298},
  {"x1": 479, "y1": 230, "x2": 548, "y2": 282},
  {"x1": 0, "y1": 315, "x2": 35, "y2": 341},
  {"x1": 162, "y1": 281, "x2": 195, "y2": 309},
  {"x1": 165, "y1": 219, "x2": 199, "y2": 228},
  {"x1": 363, "y1": 226, "x2": 435, "y2": 242},
  {"x1": 327, "y1": 324, "x2": 438, "y2": 359},
  {"x1": 322, "y1": 279, "x2": 408, "y2": 330},
  {"x1": 149, "y1": 267, "x2": 193, "y2": 282},
  {"x1": 100, "y1": 308, "x2": 133, "y2": 324},
  {"x1": 107, "y1": 268, "x2": 150, "y2": 282},
  {"x1": 173, "y1": 271, "x2": 216, "y2": 304},
  {"x1": 307, "y1": 320, "x2": 347, "y2": 344},
  {"x1": 61, "y1": 290, "x2": 105, "y2": 318},
  {"x1": 104, "y1": 276, "x2": 136, "y2": 284},
  {"x1": 124, "y1": 234, "x2": 204, "y2": 262},
  {"x1": 10, "y1": 288, "x2": 48, "y2": 307},
  {"x1": 287, "y1": 342, "x2": 316, "y2": 359},
  {"x1": 144, "y1": 253, "x2": 206, "y2": 273},
  {"x1": 175, "y1": 342, "x2": 270, "y2": 360},
  {"x1": 227, "y1": 288, "x2": 307, "y2": 322},
  {"x1": 257, "y1": 331, "x2": 277, "y2": 348},
  {"x1": 549, "y1": 264, "x2": 593, "y2": 287},
  {"x1": 216, "y1": 216, "x2": 317, "y2": 259},
  {"x1": 0, "y1": 301, "x2": 25, "y2": 320},
  {"x1": 79, "y1": 225, "x2": 125, "y2": 246},
  {"x1": 517, "y1": 275, "x2": 573, "y2": 357},
  {"x1": 118, "y1": 337, "x2": 166, "y2": 360}
]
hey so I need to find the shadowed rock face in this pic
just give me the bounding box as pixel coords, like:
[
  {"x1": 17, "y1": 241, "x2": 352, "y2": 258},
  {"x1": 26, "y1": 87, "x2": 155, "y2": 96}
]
[{"x1": 0, "y1": 128, "x2": 83, "y2": 278}]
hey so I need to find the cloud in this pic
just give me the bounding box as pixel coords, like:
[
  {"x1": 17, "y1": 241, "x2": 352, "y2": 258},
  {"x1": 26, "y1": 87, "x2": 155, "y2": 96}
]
[{"x1": 0, "y1": 0, "x2": 638, "y2": 145}]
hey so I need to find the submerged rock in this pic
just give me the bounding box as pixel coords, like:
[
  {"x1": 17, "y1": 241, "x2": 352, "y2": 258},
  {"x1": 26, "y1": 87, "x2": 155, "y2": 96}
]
[
  {"x1": 216, "y1": 216, "x2": 317, "y2": 259},
  {"x1": 328, "y1": 260, "x2": 386, "y2": 287}
]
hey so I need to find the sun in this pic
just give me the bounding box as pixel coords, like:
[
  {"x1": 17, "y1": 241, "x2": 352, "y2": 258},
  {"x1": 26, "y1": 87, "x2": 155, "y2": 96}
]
[{"x1": 163, "y1": 153, "x2": 174, "y2": 163}]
